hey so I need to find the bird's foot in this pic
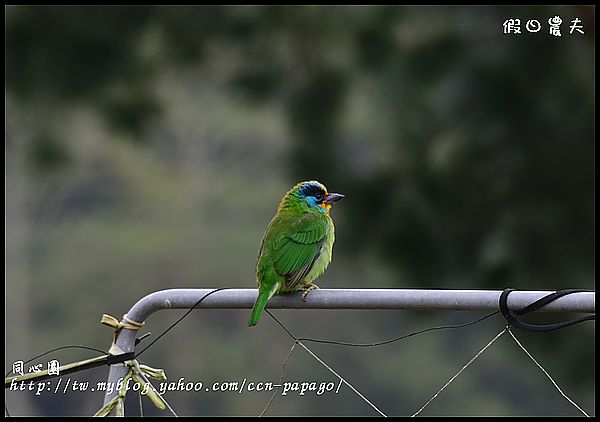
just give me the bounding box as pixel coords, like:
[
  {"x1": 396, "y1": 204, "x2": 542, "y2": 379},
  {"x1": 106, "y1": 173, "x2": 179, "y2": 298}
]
[{"x1": 301, "y1": 284, "x2": 320, "y2": 302}]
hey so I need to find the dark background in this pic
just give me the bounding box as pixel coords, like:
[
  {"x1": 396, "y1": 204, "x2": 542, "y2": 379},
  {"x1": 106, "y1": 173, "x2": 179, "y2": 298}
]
[{"x1": 5, "y1": 5, "x2": 595, "y2": 416}]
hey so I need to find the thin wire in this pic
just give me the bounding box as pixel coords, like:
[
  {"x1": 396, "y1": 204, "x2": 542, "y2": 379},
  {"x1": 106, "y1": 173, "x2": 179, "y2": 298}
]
[
  {"x1": 297, "y1": 311, "x2": 499, "y2": 347},
  {"x1": 412, "y1": 328, "x2": 506, "y2": 417},
  {"x1": 260, "y1": 341, "x2": 298, "y2": 417},
  {"x1": 296, "y1": 341, "x2": 387, "y2": 417},
  {"x1": 5, "y1": 292, "x2": 592, "y2": 418},
  {"x1": 6, "y1": 289, "x2": 227, "y2": 416},
  {"x1": 135, "y1": 288, "x2": 230, "y2": 358},
  {"x1": 5, "y1": 287, "x2": 227, "y2": 415},
  {"x1": 507, "y1": 328, "x2": 590, "y2": 417},
  {"x1": 5, "y1": 344, "x2": 106, "y2": 377},
  {"x1": 136, "y1": 364, "x2": 178, "y2": 417},
  {"x1": 266, "y1": 309, "x2": 297, "y2": 339},
  {"x1": 266, "y1": 310, "x2": 387, "y2": 417},
  {"x1": 5, "y1": 344, "x2": 108, "y2": 417}
]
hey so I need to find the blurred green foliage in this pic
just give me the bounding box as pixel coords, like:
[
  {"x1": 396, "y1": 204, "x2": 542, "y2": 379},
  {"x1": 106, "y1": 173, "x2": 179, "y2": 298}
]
[{"x1": 6, "y1": 5, "x2": 594, "y2": 416}]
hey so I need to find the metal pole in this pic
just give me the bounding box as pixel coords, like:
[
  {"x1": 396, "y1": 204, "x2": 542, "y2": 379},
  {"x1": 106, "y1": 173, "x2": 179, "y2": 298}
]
[{"x1": 103, "y1": 288, "x2": 594, "y2": 406}]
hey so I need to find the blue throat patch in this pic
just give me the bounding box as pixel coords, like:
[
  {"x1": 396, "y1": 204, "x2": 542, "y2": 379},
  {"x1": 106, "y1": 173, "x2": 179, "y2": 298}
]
[{"x1": 306, "y1": 196, "x2": 328, "y2": 213}]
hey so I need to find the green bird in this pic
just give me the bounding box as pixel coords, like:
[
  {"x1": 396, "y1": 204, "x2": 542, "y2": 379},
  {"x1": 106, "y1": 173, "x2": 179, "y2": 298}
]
[{"x1": 249, "y1": 180, "x2": 345, "y2": 327}]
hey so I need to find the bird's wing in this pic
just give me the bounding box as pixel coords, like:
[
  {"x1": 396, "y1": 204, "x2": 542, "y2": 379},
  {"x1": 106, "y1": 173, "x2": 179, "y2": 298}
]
[{"x1": 272, "y1": 214, "x2": 329, "y2": 291}]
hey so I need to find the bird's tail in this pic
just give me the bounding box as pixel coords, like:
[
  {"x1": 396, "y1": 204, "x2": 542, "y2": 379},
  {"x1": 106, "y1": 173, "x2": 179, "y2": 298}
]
[{"x1": 249, "y1": 289, "x2": 274, "y2": 327}]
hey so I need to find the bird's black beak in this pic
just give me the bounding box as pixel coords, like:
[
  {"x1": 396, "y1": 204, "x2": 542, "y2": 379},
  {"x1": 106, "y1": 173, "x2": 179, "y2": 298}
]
[{"x1": 323, "y1": 193, "x2": 345, "y2": 204}]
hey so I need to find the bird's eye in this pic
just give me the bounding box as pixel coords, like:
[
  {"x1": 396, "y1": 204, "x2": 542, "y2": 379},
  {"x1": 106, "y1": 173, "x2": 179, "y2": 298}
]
[{"x1": 315, "y1": 194, "x2": 323, "y2": 201}]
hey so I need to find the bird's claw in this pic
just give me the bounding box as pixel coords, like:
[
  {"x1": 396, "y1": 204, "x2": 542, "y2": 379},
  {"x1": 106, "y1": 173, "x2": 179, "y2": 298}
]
[{"x1": 301, "y1": 284, "x2": 320, "y2": 302}]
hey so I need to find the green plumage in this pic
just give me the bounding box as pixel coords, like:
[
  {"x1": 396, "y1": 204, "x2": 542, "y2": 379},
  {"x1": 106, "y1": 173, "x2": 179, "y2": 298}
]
[{"x1": 249, "y1": 181, "x2": 344, "y2": 327}]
